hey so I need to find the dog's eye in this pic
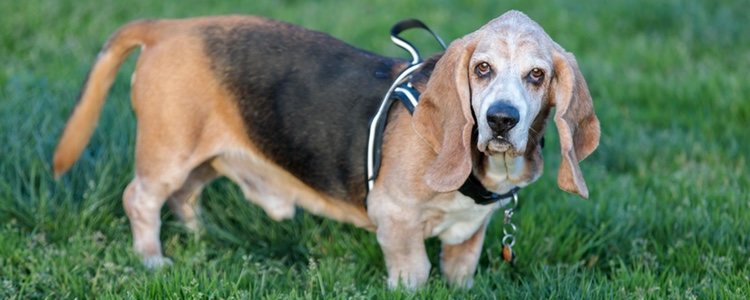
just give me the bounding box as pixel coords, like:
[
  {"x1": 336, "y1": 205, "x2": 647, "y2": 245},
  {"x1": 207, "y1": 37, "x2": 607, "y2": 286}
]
[
  {"x1": 475, "y1": 62, "x2": 492, "y2": 78},
  {"x1": 527, "y1": 68, "x2": 545, "y2": 85}
]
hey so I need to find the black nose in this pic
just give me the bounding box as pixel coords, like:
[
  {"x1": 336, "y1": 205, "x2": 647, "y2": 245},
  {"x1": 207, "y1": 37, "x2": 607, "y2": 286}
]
[{"x1": 486, "y1": 102, "x2": 519, "y2": 136}]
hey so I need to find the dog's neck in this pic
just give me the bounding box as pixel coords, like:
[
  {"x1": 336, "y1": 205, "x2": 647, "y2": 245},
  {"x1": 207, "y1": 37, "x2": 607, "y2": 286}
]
[{"x1": 484, "y1": 154, "x2": 529, "y2": 193}]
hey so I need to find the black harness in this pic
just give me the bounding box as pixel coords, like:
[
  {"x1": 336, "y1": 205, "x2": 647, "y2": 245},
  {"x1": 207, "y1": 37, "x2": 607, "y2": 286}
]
[{"x1": 366, "y1": 20, "x2": 520, "y2": 206}]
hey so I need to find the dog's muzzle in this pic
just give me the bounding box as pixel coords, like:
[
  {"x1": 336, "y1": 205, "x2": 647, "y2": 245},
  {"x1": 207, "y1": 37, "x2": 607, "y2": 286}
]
[
  {"x1": 487, "y1": 102, "x2": 519, "y2": 137},
  {"x1": 485, "y1": 102, "x2": 519, "y2": 154}
]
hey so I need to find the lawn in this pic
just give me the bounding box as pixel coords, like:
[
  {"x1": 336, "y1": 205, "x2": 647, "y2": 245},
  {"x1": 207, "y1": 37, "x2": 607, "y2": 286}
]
[{"x1": 1, "y1": 0, "x2": 748, "y2": 298}]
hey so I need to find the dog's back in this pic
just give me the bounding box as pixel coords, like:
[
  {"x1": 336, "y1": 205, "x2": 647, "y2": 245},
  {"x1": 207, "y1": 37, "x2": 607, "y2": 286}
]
[
  {"x1": 54, "y1": 16, "x2": 403, "y2": 203},
  {"x1": 200, "y1": 17, "x2": 402, "y2": 202}
]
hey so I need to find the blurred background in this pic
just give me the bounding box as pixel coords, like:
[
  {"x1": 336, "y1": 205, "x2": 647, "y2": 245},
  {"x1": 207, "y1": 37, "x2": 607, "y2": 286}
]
[{"x1": 1, "y1": 0, "x2": 748, "y2": 298}]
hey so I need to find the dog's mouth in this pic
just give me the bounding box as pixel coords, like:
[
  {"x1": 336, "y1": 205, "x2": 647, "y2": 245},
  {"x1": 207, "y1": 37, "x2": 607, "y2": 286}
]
[{"x1": 484, "y1": 137, "x2": 517, "y2": 156}]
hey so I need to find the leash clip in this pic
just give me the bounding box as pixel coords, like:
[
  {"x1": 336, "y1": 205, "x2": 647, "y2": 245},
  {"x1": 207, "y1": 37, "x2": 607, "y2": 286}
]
[{"x1": 501, "y1": 193, "x2": 519, "y2": 264}]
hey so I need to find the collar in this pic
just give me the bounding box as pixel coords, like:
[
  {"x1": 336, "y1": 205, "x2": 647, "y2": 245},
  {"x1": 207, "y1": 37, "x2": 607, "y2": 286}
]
[
  {"x1": 459, "y1": 176, "x2": 521, "y2": 206},
  {"x1": 365, "y1": 19, "x2": 520, "y2": 206}
]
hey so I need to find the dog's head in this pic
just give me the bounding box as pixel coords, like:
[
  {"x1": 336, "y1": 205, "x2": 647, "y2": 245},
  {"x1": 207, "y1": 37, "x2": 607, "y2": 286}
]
[{"x1": 413, "y1": 10, "x2": 600, "y2": 198}]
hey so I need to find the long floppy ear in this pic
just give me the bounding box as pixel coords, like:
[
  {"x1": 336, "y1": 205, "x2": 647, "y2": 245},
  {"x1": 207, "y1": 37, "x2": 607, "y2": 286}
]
[
  {"x1": 412, "y1": 36, "x2": 477, "y2": 192},
  {"x1": 551, "y1": 49, "x2": 600, "y2": 199}
]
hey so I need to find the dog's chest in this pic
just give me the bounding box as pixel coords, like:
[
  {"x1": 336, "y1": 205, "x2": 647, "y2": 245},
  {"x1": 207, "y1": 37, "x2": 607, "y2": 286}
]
[{"x1": 423, "y1": 194, "x2": 499, "y2": 244}]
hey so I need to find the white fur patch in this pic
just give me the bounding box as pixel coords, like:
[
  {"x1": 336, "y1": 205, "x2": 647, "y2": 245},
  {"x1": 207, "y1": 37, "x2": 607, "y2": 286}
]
[
  {"x1": 486, "y1": 154, "x2": 527, "y2": 188},
  {"x1": 428, "y1": 194, "x2": 498, "y2": 244}
]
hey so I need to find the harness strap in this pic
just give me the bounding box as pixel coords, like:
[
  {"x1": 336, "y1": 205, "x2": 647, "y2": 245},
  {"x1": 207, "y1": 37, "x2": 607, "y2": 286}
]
[
  {"x1": 390, "y1": 19, "x2": 447, "y2": 65},
  {"x1": 366, "y1": 20, "x2": 440, "y2": 192}
]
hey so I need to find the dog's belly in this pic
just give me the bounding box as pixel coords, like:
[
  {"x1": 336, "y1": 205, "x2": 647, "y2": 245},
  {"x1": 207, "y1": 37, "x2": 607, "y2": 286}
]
[
  {"x1": 424, "y1": 194, "x2": 498, "y2": 245},
  {"x1": 211, "y1": 148, "x2": 374, "y2": 229}
]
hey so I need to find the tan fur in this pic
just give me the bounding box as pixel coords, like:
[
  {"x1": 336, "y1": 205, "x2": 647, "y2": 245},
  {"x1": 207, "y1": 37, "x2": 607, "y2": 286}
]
[
  {"x1": 440, "y1": 219, "x2": 489, "y2": 287},
  {"x1": 53, "y1": 11, "x2": 598, "y2": 289},
  {"x1": 53, "y1": 21, "x2": 153, "y2": 177},
  {"x1": 412, "y1": 36, "x2": 477, "y2": 193},
  {"x1": 369, "y1": 11, "x2": 599, "y2": 289},
  {"x1": 54, "y1": 17, "x2": 373, "y2": 269},
  {"x1": 551, "y1": 50, "x2": 600, "y2": 198}
]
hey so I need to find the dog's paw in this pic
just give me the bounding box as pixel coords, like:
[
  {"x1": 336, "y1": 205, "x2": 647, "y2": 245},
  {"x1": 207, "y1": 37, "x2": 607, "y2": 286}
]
[
  {"x1": 442, "y1": 262, "x2": 476, "y2": 288},
  {"x1": 445, "y1": 275, "x2": 474, "y2": 289},
  {"x1": 183, "y1": 218, "x2": 202, "y2": 233},
  {"x1": 264, "y1": 200, "x2": 296, "y2": 221},
  {"x1": 387, "y1": 270, "x2": 429, "y2": 290},
  {"x1": 143, "y1": 255, "x2": 173, "y2": 269}
]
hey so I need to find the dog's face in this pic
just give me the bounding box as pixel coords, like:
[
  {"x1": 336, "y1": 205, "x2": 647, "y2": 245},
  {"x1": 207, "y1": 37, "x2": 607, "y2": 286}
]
[
  {"x1": 413, "y1": 11, "x2": 600, "y2": 197},
  {"x1": 469, "y1": 28, "x2": 551, "y2": 157}
]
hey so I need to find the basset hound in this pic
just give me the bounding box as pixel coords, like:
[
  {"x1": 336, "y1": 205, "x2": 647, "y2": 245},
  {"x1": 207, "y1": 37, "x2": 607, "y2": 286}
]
[{"x1": 53, "y1": 10, "x2": 599, "y2": 289}]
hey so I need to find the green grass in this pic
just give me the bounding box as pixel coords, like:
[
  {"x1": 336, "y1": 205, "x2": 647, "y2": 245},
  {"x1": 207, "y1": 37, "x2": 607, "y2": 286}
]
[{"x1": 1, "y1": 0, "x2": 749, "y2": 298}]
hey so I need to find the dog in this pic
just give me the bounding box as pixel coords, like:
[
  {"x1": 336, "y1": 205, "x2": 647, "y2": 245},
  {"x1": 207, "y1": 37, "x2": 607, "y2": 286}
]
[{"x1": 53, "y1": 10, "x2": 599, "y2": 289}]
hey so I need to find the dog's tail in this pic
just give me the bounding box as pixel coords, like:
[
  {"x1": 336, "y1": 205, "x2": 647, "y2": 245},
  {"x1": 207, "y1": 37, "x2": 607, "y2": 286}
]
[{"x1": 52, "y1": 20, "x2": 154, "y2": 178}]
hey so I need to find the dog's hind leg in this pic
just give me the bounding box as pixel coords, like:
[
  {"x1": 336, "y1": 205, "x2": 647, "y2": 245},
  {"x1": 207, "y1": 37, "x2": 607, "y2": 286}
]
[
  {"x1": 122, "y1": 135, "x2": 213, "y2": 268},
  {"x1": 166, "y1": 162, "x2": 218, "y2": 232},
  {"x1": 119, "y1": 30, "x2": 233, "y2": 267},
  {"x1": 122, "y1": 131, "x2": 201, "y2": 268},
  {"x1": 123, "y1": 173, "x2": 183, "y2": 268}
]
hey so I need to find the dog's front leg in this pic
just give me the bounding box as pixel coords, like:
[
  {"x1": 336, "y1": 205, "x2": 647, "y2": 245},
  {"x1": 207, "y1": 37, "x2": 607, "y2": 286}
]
[
  {"x1": 374, "y1": 210, "x2": 431, "y2": 289},
  {"x1": 440, "y1": 220, "x2": 489, "y2": 288},
  {"x1": 368, "y1": 189, "x2": 430, "y2": 289}
]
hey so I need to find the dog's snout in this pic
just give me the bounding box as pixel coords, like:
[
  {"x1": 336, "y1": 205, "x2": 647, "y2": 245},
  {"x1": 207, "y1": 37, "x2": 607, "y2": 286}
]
[{"x1": 486, "y1": 102, "x2": 519, "y2": 136}]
